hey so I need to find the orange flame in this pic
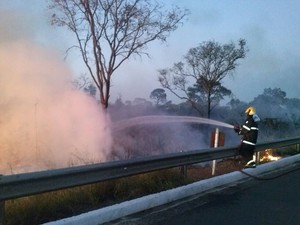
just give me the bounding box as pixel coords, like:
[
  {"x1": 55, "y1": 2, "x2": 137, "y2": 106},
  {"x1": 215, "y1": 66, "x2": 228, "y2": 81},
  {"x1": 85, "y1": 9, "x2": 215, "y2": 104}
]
[{"x1": 260, "y1": 149, "x2": 281, "y2": 162}]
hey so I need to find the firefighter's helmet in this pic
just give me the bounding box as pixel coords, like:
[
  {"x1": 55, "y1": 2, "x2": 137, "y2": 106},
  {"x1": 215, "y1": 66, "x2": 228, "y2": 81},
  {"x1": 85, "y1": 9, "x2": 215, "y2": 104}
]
[{"x1": 245, "y1": 107, "x2": 256, "y2": 115}]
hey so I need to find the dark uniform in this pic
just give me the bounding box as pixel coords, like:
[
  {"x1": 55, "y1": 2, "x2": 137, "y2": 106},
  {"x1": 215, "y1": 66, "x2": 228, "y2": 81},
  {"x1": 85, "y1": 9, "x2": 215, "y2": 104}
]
[{"x1": 234, "y1": 107, "x2": 259, "y2": 168}]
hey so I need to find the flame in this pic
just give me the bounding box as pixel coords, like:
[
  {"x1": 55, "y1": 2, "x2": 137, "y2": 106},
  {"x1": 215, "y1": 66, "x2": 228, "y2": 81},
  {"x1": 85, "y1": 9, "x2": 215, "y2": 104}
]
[{"x1": 260, "y1": 149, "x2": 281, "y2": 162}]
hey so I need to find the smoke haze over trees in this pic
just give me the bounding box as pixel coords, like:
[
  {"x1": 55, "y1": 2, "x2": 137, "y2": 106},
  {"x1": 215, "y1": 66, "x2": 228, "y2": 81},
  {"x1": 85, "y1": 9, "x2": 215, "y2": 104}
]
[{"x1": 109, "y1": 86, "x2": 300, "y2": 159}]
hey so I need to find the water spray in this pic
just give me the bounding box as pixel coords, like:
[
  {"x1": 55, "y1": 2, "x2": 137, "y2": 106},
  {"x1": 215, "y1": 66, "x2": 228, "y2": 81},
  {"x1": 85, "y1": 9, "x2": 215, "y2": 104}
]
[{"x1": 112, "y1": 115, "x2": 234, "y2": 131}]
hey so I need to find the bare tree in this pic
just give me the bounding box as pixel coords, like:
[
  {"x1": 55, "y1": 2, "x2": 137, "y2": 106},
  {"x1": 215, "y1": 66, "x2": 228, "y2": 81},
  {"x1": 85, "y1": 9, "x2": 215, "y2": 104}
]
[
  {"x1": 159, "y1": 39, "x2": 247, "y2": 118},
  {"x1": 72, "y1": 73, "x2": 91, "y2": 90},
  {"x1": 49, "y1": 0, "x2": 189, "y2": 109}
]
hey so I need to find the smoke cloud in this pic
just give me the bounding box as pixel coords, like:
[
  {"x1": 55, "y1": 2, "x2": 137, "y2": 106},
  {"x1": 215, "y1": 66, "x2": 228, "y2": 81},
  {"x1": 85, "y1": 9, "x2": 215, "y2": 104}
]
[{"x1": 0, "y1": 41, "x2": 112, "y2": 174}]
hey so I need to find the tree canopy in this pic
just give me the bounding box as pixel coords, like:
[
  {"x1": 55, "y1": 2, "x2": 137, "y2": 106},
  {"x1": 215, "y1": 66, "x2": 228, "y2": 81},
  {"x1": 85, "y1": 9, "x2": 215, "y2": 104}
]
[
  {"x1": 150, "y1": 88, "x2": 167, "y2": 105},
  {"x1": 159, "y1": 39, "x2": 247, "y2": 118}
]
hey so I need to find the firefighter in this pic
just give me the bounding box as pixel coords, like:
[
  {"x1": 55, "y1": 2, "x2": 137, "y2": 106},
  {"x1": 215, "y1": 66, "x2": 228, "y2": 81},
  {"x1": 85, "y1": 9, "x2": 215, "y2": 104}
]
[{"x1": 234, "y1": 107, "x2": 259, "y2": 168}]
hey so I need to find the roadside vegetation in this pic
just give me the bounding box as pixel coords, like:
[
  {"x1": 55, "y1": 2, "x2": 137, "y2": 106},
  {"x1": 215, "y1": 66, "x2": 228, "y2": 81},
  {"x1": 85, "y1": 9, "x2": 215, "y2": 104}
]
[
  {"x1": 4, "y1": 146, "x2": 300, "y2": 225},
  {"x1": 5, "y1": 169, "x2": 189, "y2": 225}
]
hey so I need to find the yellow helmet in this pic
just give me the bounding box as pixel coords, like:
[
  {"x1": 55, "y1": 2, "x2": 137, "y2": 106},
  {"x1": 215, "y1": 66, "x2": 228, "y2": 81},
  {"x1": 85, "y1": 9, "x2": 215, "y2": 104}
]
[{"x1": 245, "y1": 107, "x2": 256, "y2": 115}]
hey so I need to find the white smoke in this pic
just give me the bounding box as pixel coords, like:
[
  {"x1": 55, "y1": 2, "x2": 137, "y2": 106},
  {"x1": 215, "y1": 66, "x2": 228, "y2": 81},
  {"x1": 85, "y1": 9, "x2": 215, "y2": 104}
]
[{"x1": 0, "y1": 41, "x2": 112, "y2": 174}]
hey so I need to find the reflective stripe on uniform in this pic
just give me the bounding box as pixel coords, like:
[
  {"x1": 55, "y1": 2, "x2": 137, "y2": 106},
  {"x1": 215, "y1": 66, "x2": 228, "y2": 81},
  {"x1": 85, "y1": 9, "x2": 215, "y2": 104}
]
[
  {"x1": 242, "y1": 125, "x2": 251, "y2": 131},
  {"x1": 242, "y1": 140, "x2": 256, "y2": 146},
  {"x1": 251, "y1": 127, "x2": 259, "y2": 130}
]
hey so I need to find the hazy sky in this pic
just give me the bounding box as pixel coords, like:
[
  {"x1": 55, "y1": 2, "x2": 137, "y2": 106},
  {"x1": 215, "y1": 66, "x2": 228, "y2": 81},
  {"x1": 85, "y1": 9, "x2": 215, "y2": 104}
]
[{"x1": 1, "y1": 0, "x2": 300, "y2": 103}]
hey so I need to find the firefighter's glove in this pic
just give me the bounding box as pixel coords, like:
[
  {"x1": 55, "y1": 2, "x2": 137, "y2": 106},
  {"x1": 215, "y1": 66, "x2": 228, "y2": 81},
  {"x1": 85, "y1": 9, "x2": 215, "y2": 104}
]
[{"x1": 234, "y1": 125, "x2": 240, "y2": 133}]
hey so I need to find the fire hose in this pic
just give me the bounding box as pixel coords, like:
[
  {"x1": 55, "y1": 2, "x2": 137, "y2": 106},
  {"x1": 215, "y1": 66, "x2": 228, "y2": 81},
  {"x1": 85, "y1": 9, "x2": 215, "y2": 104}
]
[{"x1": 239, "y1": 166, "x2": 300, "y2": 181}]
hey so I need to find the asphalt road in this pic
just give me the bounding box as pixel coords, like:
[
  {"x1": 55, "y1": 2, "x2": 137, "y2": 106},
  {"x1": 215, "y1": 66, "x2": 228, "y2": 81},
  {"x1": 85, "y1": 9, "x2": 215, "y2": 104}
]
[{"x1": 108, "y1": 167, "x2": 300, "y2": 225}]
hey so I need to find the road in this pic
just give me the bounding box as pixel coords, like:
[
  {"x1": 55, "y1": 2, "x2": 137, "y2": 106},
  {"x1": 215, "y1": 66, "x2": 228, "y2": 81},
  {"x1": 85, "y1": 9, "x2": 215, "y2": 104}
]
[{"x1": 107, "y1": 167, "x2": 300, "y2": 225}]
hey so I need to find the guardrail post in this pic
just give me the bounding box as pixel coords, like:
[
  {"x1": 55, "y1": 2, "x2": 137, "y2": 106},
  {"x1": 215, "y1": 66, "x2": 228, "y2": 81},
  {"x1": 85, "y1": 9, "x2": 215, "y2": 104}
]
[
  {"x1": 255, "y1": 151, "x2": 260, "y2": 164},
  {"x1": 0, "y1": 201, "x2": 4, "y2": 225},
  {"x1": 212, "y1": 128, "x2": 219, "y2": 176},
  {"x1": 179, "y1": 150, "x2": 187, "y2": 178},
  {"x1": 210, "y1": 128, "x2": 225, "y2": 176},
  {"x1": 180, "y1": 165, "x2": 187, "y2": 178}
]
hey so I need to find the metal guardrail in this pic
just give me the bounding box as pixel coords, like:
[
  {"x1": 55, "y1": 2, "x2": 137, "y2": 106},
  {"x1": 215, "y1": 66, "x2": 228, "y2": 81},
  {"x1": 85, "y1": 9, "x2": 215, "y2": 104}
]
[
  {"x1": 1, "y1": 136, "x2": 300, "y2": 203},
  {"x1": 0, "y1": 146, "x2": 233, "y2": 202},
  {"x1": 0, "y1": 136, "x2": 300, "y2": 225}
]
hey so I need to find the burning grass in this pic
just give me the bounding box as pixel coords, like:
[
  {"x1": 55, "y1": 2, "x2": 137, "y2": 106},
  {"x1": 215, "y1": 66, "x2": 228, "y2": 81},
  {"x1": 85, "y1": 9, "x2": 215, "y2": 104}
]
[{"x1": 260, "y1": 149, "x2": 282, "y2": 162}]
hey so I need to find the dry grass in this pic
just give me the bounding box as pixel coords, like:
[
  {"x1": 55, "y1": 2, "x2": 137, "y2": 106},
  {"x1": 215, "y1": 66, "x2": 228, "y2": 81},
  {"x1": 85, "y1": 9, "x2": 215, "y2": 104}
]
[
  {"x1": 2, "y1": 158, "x2": 254, "y2": 225},
  {"x1": 187, "y1": 158, "x2": 243, "y2": 180}
]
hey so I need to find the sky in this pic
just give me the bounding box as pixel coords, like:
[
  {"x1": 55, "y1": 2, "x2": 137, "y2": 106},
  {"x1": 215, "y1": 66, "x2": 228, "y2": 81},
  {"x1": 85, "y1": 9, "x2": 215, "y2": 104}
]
[{"x1": 1, "y1": 0, "x2": 300, "y2": 104}]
